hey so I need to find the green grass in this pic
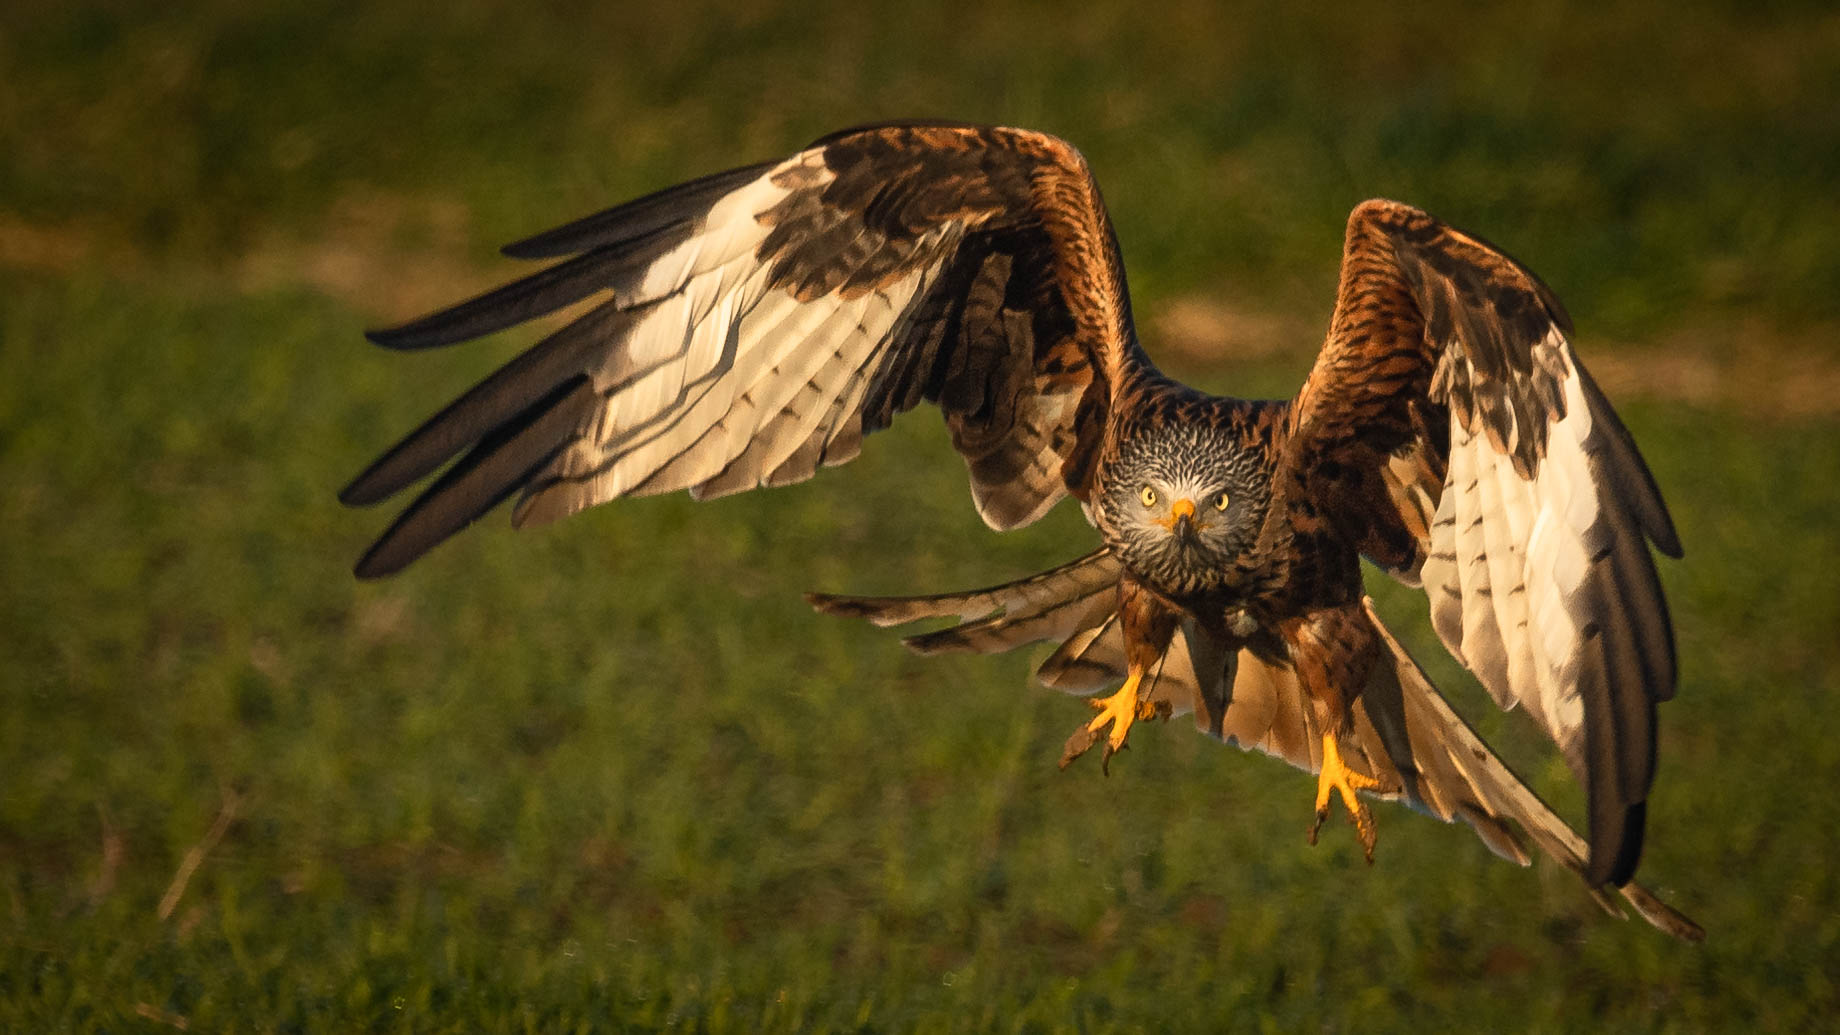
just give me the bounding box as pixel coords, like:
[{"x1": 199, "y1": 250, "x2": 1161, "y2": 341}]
[{"x1": 4, "y1": 0, "x2": 1839, "y2": 1030}]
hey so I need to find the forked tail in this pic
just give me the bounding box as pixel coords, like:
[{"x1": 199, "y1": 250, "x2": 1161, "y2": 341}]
[{"x1": 809, "y1": 550, "x2": 1702, "y2": 941}]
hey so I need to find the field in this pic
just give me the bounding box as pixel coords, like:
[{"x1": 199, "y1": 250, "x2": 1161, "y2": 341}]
[{"x1": 4, "y1": 0, "x2": 1839, "y2": 1030}]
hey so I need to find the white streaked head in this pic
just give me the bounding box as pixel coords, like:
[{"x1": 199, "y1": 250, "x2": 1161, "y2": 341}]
[{"x1": 1096, "y1": 423, "x2": 1266, "y2": 595}]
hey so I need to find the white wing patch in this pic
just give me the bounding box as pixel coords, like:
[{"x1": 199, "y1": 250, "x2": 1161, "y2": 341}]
[
  {"x1": 502, "y1": 154, "x2": 961, "y2": 526},
  {"x1": 1421, "y1": 331, "x2": 1607, "y2": 772}
]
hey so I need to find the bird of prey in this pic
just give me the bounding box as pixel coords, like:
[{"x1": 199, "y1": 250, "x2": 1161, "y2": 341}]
[{"x1": 342, "y1": 121, "x2": 1700, "y2": 939}]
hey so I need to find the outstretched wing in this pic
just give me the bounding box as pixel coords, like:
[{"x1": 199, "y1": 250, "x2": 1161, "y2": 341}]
[
  {"x1": 814, "y1": 564, "x2": 1701, "y2": 940},
  {"x1": 342, "y1": 122, "x2": 1147, "y2": 576},
  {"x1": 1287, "y1": 199, "x2": 1682, "y2": 887}
]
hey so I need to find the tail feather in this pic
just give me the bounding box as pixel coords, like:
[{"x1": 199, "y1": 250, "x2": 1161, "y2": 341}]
[{"x1": 809, "y1": 554, "x2": 1702, "y2": 941}]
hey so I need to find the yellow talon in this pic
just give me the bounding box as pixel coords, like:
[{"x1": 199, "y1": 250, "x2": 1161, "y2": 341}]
[
  {"x1": 1309, "y1": 732, "x2": 1381, "y2": 862},
  {"x1": 1059, "y1": 670, "x2": 1168, "y2": 774}
]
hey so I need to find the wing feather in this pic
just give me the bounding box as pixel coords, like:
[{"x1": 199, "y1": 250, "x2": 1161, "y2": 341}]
[
  {"x1": 1293, "y1": 199, "x2": 1680, "y2": 886},
  {"x1": 347, "y1": 123, "x2": 1146, "y2": 576},
  {"x1": 500, "y1": 161, "x2": 778, "y2": 260},
  {"x1": 807, "y1": 547, "x2": 1119, "y2": 629},
  {"x1": 341, "y1": 298, "x2": 633, "y2": 506},
  {"x1": 1035, "y1": 614, "x2": 1127, "y2": 693},
  {"x1": 1480, "y1": 429, "x2": 1537, "y2": 697},
  {"x1": 651, "y1": 291, "x2": 893, "y2": 497}
]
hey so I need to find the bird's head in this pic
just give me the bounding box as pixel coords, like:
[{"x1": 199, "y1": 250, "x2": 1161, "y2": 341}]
[{"x1": 1096, "y1": 422, "x2": 1267, "y2": 595}]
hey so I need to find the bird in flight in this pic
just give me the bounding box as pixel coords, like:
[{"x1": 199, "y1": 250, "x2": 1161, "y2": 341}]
[{"x1": 343, "y1": 121, "x2": 1699, "y2": 939}]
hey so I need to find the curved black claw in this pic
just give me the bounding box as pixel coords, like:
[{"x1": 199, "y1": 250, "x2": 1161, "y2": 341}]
[{"x1": 1059, "y1": 724, "x2": 1103, "y2": 770}]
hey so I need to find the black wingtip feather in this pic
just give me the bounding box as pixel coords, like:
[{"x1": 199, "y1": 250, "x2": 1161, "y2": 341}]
[
  {"x1": 350, "y1": 376, "x2": 596, "y2": 578},
  {"x1": 500, "y1": 161, "x2": 776, "y2": 260},
  {"x1": 1594, "y1": 801, "x2": 1647, "y2": 888},
  {"x1": 342, "y1": 300, "x2": 628, "y2": 509},
  {"x1": 338, "y1": 477, "x2": 378, "y2": 509},
  {"x1": 361, "y1": 246, "x2": 637, "y2": 351},
  {"x1": 1574, "y1": 360, "x2": 1683, "y2": 559},
  {"x1": 362, "y1": 327, "x2": 403, "y2": 349}
]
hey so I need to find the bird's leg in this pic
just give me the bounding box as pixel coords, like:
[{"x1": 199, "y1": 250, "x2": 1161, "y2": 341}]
[
  {"x1": 1285, "y1": 604, "x2": 1384, "y2": 863},
  {"x1": 1309, "y1": 729, "x2": 1381, "y2": 862},
  {"x1": 1058, "y1": 666, "x2": 1170, "y2": 774},
  {"x1": 1058, "y1": 576, "x2": 1179, "y2": 775}
]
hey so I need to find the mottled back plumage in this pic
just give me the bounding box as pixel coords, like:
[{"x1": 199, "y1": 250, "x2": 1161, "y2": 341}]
[{"x1": 344, "y1": 122, "x2": 1697, "y2": 938}]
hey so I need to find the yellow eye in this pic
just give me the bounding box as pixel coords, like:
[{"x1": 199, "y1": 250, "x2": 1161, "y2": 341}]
[
  {"x1": 1214, "y1": 491, "x2": 1231, "y2": 511},
  {"x1": 1140, "y1": 485, "x2": 1157, "y2": 508}
]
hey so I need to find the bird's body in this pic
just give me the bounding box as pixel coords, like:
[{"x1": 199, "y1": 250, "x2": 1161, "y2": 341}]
[
  {"x1": 344, "y1": 122, "x2": 1699, "y2": 938},
  {"x1": 1063, "y1": 370, "x2": 1444, "y2": 853}
]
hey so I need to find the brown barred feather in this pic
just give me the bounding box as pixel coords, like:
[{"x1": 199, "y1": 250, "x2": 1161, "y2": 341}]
[
  {"x1": 346, "y1": 123, "x2": 1155, "y2": 575},
  {"x1": 1293, "y1": 199, "x2": 1680, "y2": 887}
]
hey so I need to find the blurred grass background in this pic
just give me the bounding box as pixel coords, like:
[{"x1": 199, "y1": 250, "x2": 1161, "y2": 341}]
[{"x1": 3, "y1": 0, "x2": 1838, "y2": 1029}]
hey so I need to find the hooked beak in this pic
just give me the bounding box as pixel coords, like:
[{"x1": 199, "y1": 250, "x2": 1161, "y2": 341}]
[{"x1": 1157, "y1": 497, "x2": 1199, "y2": 534}]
